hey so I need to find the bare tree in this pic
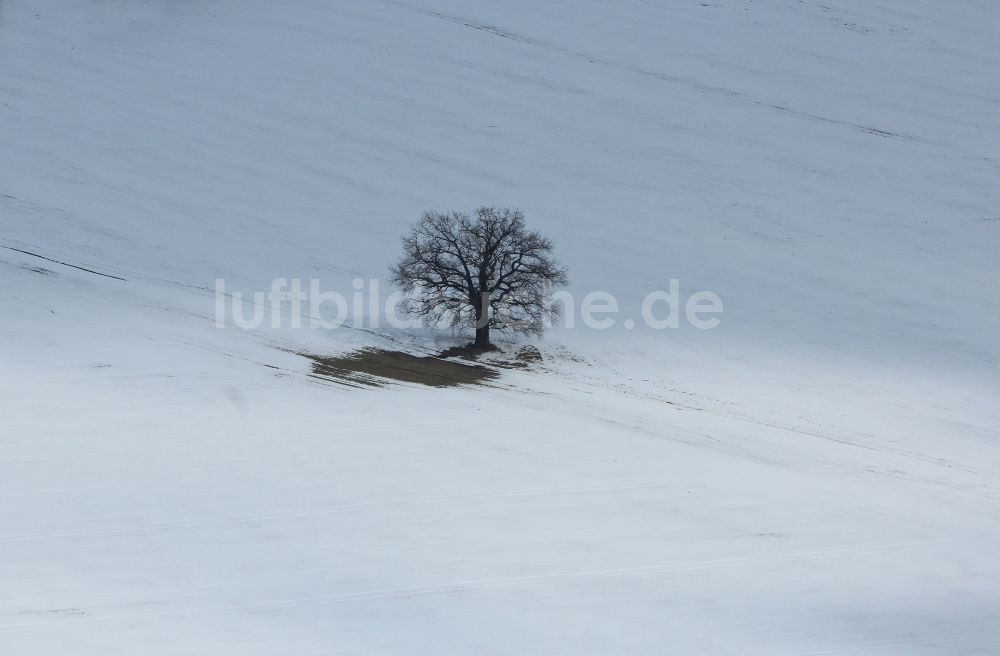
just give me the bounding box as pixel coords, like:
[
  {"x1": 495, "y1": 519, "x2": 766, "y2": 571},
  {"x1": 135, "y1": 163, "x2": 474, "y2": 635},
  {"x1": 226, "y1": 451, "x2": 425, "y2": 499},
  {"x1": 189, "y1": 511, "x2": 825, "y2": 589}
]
[{"x1": 391, "y1": 207, "x2": 567, "y2": 349}]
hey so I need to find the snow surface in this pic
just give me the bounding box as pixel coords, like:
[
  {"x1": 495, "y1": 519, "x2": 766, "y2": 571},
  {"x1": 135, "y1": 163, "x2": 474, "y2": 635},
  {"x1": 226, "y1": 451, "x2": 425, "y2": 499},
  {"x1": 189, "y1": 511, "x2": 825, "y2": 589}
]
[{"x1": 2, "y1": 0, "x2": 999, "y2": 653}]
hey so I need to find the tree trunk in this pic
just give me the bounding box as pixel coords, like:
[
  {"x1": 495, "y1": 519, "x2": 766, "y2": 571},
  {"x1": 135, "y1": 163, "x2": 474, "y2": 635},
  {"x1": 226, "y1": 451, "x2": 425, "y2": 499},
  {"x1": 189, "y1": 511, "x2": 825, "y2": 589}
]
[
  {"x1": 474, "y1": 324, "x2": 490, "y2": 349},
  {"x1": 472, "y1": 290, "x2": 491, "y2": 349}
]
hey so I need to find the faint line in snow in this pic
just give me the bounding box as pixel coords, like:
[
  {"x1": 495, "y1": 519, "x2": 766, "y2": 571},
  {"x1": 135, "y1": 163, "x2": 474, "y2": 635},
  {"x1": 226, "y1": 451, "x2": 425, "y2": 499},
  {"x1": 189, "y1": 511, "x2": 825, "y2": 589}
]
[{"x1": 0, "y1": 245, "x2": 127, "y2": 281}]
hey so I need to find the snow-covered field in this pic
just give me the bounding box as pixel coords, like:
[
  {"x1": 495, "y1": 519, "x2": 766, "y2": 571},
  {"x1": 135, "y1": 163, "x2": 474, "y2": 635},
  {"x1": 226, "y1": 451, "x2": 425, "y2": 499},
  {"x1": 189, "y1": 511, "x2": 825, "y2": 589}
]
[{"x1": 2, "y1": 0, "x2": 999, "y2": 653}]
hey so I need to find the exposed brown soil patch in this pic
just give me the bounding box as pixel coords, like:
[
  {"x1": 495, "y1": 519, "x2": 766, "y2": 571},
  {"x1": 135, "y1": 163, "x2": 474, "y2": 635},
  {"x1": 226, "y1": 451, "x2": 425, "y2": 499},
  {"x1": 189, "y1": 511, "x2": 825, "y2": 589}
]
[
  {"x1": 437, "y1": 343, "x2": 498, "y2": 360},
  {"x1": 304, "y1": 348, "x2": 499, "y2": 388}
]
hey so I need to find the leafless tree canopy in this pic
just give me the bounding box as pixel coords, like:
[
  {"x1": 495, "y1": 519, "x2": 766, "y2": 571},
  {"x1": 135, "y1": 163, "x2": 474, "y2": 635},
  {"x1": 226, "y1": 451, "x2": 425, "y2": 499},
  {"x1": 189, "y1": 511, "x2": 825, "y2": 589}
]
[{"x1": 391, "y1": 207, "x2": 568, "y2": 348}]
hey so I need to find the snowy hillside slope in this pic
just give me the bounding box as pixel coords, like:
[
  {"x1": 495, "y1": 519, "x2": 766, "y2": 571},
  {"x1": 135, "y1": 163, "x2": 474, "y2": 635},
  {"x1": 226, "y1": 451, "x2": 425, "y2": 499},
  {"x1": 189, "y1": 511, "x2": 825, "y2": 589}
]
[{"x1": 2, "y1": 0, "x2": 999, "y2": 653}]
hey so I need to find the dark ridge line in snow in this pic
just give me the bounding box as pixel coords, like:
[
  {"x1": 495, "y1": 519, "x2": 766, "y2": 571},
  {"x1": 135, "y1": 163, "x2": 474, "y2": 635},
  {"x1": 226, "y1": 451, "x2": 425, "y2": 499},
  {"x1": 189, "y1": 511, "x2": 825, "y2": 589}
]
[
  {"x1": 385, "y1": 0, "x2": 921, "y2": 144},
  {"x1": 1, "y1": 245, "x2": 127, "y2": 281}
]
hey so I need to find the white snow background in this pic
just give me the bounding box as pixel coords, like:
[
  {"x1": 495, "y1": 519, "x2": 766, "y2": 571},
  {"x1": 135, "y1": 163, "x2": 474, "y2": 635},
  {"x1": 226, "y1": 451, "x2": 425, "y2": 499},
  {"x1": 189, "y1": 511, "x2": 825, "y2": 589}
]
[{"x1": 1, "y1": 0, "x2": 999, "y2": 653}]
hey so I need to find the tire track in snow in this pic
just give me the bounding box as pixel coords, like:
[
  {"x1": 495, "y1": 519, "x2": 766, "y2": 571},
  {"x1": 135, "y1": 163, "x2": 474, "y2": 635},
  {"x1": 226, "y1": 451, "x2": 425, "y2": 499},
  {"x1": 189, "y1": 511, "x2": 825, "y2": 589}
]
[
  {"x1": 382, "y1": 0, "x2": 923, "y2": 144},
  {"x1": 0, "y1": 245, "x2": 127, "y2": 281}
]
